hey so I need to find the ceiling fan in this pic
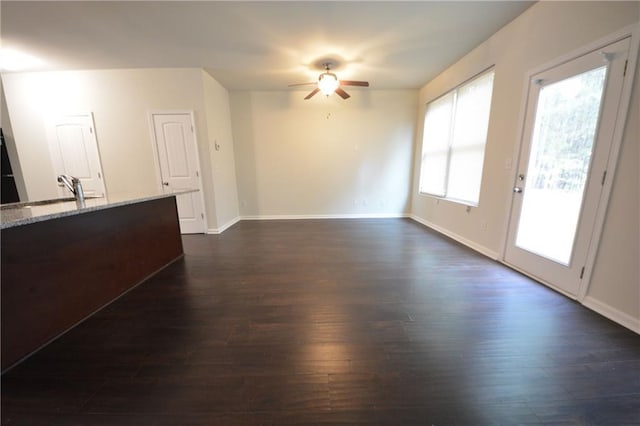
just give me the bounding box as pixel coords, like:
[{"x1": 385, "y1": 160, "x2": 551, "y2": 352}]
[{"x1": 288, "y1": 63, "x2": 369, "y2": 100}]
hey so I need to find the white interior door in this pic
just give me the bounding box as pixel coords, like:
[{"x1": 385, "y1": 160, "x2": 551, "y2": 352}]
[
  {"x1": 46, "y1": 113, "x2": 106, "y2": 198},
  {"x1": 504, "y1": 37, "x2": 631, "y2": 297},
  {"x1": 151, "y1": 112, "x2": 205, "y2": 234}
]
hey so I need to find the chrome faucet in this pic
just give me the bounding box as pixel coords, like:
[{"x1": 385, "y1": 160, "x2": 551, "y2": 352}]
[{"x1": 57, "y1": 174, "x2": 85, "y2": 205}]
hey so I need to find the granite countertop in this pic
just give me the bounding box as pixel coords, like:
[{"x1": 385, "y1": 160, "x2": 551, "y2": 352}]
[{"x1": 1, "y1": 189, "x2": 198, "y2": 229}]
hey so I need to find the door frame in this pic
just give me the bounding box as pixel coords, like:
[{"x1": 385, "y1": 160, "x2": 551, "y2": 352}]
[
  {"x1": 148, "y1": 110, "x2": 208, "y2": 233},
  {"x1": 501, "y1": 23, "x2": 640, "y2": 301}
]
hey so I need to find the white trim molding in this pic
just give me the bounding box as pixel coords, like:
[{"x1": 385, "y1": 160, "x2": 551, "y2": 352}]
[
  {"x1": 207, "y1": 216, "x2": 241, "y2": 234},
  {"x1": 409, "y1": 214, "x2": 500, "y2": 260},
  {"x1": 583, "y1": 296, "x2": 640, "y2": 334},
  {"x1": 206, "y1": 214, "x2": 411, "y2": 234},
  {"x1": 240, "y1": 213, "x2": 409, "y2": 221},
  {"x1": 578, "y1": 23, "x2": 640, "y2": 301}
]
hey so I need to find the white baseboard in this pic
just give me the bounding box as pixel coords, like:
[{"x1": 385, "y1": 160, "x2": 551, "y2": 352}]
[
  {"x1": 206, "y1": 216, "x2": 241, "y2": 234},
  {"x1": 409, "y1": 214, "x2": 500, "y2": 260},
  {"x1": 408, "y1": 215, "x2": 639, "y2": 334},
  {"x1": 582, "y1": 296, "x2": 640, "y2": 334},
  {"x1": 206, "y1": 214, "x2": 408, "y2": 234},
  {"x1": 240, "y1": 213, "x2": 410, "y2": 221}
]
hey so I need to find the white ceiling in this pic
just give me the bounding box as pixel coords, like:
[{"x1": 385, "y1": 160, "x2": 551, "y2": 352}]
[{"x1": 1, "y1": 1, "x2": 534, "y2": 90}]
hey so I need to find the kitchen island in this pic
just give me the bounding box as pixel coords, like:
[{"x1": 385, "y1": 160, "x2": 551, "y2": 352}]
[{"x1": 1, "y1": 191, "x2": 191, "y2": 371}]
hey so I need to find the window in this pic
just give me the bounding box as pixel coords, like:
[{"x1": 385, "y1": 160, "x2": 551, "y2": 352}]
[{"x1": 419, "y1": 68, "x2": 495, "y2": 205}]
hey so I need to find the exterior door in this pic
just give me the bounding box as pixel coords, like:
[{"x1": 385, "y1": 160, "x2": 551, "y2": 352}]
[
  {"x1": 504, "y1": 37, "x2": 631, "y2": 297},
  {"x1": 151, "y1": 112, "x2": 205, "y2": 234},
  {"x1": 46, "y1": 113, "x2": 106, "y2": 198}
]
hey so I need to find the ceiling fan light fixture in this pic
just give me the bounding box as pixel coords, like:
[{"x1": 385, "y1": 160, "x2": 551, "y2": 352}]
[
  {"x1": 318, "y1": 72, "x2": 339, "y2": 96},
  {"x1": 289, "y1": 62, "x2": 367, "y2": 100}
]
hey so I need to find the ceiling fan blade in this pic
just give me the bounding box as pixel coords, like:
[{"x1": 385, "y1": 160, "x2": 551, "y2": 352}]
[
  {"x1": 335, "y1": 87, "x2": 351, "y2": 99},
  {"x1": 288, "y1": 82, "x2": 316, "y2": 87},
  {"x1": 340, "y1": 80, "x2": 369, "y2": 87},
  {"x1": 304, "y1": 88, "x2": 320, "y2": 100}
]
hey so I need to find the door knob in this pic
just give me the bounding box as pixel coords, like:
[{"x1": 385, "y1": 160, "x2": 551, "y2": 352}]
[
  {"x1": 513, "y1": 187, "x2": 523, "y2": 193},
  {"x1": 162, "y1": 182, "x2": 169, "y2": 186}
]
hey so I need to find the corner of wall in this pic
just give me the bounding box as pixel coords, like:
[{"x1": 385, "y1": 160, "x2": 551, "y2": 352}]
[
  {"x1": 1, "y1": 82, "x2": 28, "y2": 201},
  {"x1": 201, "y1": 71, "x2": 240, "y2": 228}
]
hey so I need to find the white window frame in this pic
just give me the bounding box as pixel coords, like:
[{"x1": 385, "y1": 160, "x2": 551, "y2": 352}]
[{"x1": 418, "y1": 67, "x2": 495, "y2": 206}]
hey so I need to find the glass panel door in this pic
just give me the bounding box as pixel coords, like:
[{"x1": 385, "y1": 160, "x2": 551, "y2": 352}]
[
  {"x1": 515, "y1": 66, "x2": 607, "y2": 265},
  {"x1": 504, "y1": 37, "x2": 630, "y2": 297}
]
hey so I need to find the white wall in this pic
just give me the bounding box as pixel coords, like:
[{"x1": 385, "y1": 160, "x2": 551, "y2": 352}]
[
  {"x1": 0, "y1": 82, "x2": 28, "y2": 201},
  {"x1": 202, "y1": 70, "x2": 240, "y2": 231},
  {"x1": 230, "y1": 90, "x2": 417, "y2": 218},
  {"x1": 410, "y1": 2, "x2": 640, "y2": 328},
  {"x1": 1, "y1": 68, "x2": 238, "y2": 229},
  {"x1": 1, "y1": 72, "x2": 59, "y2": 201}
]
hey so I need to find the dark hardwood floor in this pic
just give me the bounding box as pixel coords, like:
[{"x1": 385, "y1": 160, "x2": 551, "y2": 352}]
[{"x1": 2, "y1": 219, "x2": 639, "y2": 425}]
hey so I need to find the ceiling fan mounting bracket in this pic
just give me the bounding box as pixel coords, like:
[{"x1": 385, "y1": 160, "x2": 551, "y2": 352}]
[{"x1": 311, "y1": 57, "x2": 344, "y2": 72}]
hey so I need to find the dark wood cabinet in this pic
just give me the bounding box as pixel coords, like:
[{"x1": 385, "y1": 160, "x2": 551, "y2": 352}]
[{"x1": 1, "y1": 196, "x2": 183, "y2": 371}]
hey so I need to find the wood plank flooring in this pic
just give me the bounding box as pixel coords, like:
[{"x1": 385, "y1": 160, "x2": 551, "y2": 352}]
[{"x1": 2, "y1": 219, "x2": 639, "y2": 424}]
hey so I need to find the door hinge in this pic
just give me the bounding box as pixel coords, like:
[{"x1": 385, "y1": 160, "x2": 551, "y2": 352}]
[
  {"x1": 89, "y1": 127, "x2": 94, "y2": 134},
  {"x1": 601, "y1": 170, "x2": 607, "y2": 185},
  {"x1": 196, "y1": 170, "x2": 199, "y2": 177},
  {"x1": 201, "y1": 213, "x2": 204, "y2": 219},
  {"x1": 623, "y1": 59, "x2": 628, "y2": 77},
  {"x1": 97, "y1": 172, "x2": 102, "y2": 179},
  {"x1": 191, "y1": 125, "x2": 194, "y2": 132},
  {"x1": 580, "y1": 267, "x2": 585, "y2": 279}
]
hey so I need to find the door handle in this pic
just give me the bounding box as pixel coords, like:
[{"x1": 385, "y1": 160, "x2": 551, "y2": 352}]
[
  {"x1": 513, "y1": 187, "x2": 522, "y2": 193},
  {"x1": 162, "y1": 182, "x2": 169, "y2": 186}
]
